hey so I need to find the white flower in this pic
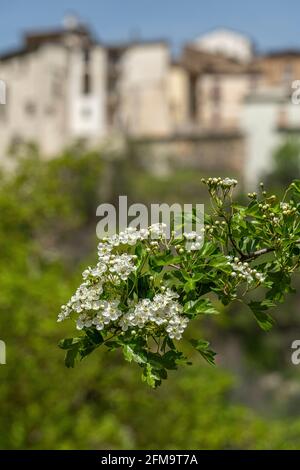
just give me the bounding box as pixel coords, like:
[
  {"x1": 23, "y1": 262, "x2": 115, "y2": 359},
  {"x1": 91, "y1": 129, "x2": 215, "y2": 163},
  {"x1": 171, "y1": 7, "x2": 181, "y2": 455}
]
[
  {"x1": 222, "y1": 177, "x2": 238, "y2": 187},
  {"x1": 280, "y1": 202, "x2": 290, "y2": 211},
  {"x1": 105, "y1": 226, "x2": 150, "y2": 248},
  {"x1": 183, "y1": 231, "x2": 198, "y2": 240},
  {"x1": 57, "y1": 281, "x2": 104, "y2": 322},
  {"x1": 183, "y1": 231, "x2": 203, "y2": 251},
  {"x1": 118, "y1": 288, "x2": 188, "y2": 340},
  {"x1": 76, "y1": 300, "x2": 122, "y2": 331},
  {"x1": 166, "y1": 316, "x2": 189, "y2": 340},
  {"x1": 149, "y1": 223, "x2": 167, "y2": 239},
  {"x1": 204, "y1": 177, "x2": 238, "y2": 188},
  {"x1": 82, "y1": 264, "x2": 108, "y2": 280},
  {"x1": 229, "y1": 259, "x2": 265, "y2": 284},
  {"x1": 108, "y1": 253, "x2": 137, "y2": 281}
]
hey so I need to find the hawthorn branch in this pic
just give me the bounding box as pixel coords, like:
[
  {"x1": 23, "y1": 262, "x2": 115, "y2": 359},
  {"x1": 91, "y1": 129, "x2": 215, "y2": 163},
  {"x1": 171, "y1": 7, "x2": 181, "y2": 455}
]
[
  {"x1": 169, "y1": 240, "x2": 300, "y2": 268},
  {"x1": 224, "y1": 214, "x2": 245, "y2": 258},
  {"x1": 170, "y1": 263, "x2": 180, "y2": 270},
  {"x1": 242, "y1": 239, "x2": 300, "y2": 261},
  {"x1": 241, "y1": 247, "x2": 275, "y2": 261}
]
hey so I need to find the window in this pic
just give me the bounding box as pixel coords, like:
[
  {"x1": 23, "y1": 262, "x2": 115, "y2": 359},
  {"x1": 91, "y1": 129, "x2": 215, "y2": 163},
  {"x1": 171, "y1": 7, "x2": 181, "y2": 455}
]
[
  {"x1": 211, "y1": 110, "x2": 221, "y2": 129},
  {"x1": 81, "y1": 107, "x2": 92, "y2": 118},
  {"x1": 52, "y1": 79, "x2": 62, "y2": 99},
  {"x1": 0, "y1": 79, "x2": 6, "y2": 105},
  {"x1": 24, "y1": 101, "x2": 36, "y2": 116},
  {"x1": 83, "y1": 47, "x2": 90, "y2": 64},
  {"x1": 82, "y1": 72, "x2": 91, "y2": 95},
  {"x1": 249, "y1": 73, "x2": 258, "y2": 91},
  {"x1": 282, "y1": 63, "x2": 293, "y2": 85},
  {"x1": 189, "y1": 74, "x2": 198, "y2": 121},
  {"x1": 0, "y1": 103, "x2": 7, "y2": 122},
  {"x1": 45, "y1": 105, "x2": 56, "y2": 116},
  {"x1": 0, "y1": 83, "x2": 7, "y2": 121},
  {"x1": 211, "y1": 77, "x2": 221, "y2": 104}
]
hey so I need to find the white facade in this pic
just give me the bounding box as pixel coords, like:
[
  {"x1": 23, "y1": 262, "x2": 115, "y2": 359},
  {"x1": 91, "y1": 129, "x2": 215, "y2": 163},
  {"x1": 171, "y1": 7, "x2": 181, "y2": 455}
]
[
  {"x1": 193, "y1": 28, "x2": 253, "y2": 63},
  {"x1": 0, "y1": 45, "x2": 67, "y2": 159},
  {"x1": 0, "y1": 32, "x2": 107, "y2": 160},
  {"x1": 118, "y1": 43, "x2": 171, "y2": 136},
  {"x1": 242, "y1": 88, "x2": 300, "y2": 189},
  {"x1": 0, "y1": 28, "x2": 174, "y2": 160},
  {"x1": 199, "y1": 73, "x2": 253, "y2": 129},
  {"x1": 68, "y1": 46, "x2": 107, "y2": 140}
]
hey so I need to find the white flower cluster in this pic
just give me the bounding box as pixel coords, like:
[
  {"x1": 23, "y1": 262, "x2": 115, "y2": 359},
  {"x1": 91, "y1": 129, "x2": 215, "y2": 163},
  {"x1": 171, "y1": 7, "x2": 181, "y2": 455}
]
[
  {"x1": 83, "y1": 253, "x2": 137, "y2": 285},
  {"x1": 227, "y1": 257, "x2": 265, "y2": 284},
  {"x1": 58, "y1": 224, "x2": 190, "y2": 340},
  {"x1": 77, "y1": 300, "x2": 122, "y2": 331},
  {"x1": 58, "y1": 281, "x2": 104, "y2": 322},
  {"x1": 102, "y1": 223, "x2": 167, "y2": 249},
  {"x1": 119, "y1": 289, "x2": 189, "y2": 340},
  {"x1": 58, "y1": 230, "x2": 140, "y2": 324},
  {"x1": 183, "y1": 231, "x2": 203, "y2": 251},
  {"x1": 203, "y1": 177, "x2": 238, "y2": 188},
  {"x1": 280, "y1": 202, "x2": 297, "y2": 216}
]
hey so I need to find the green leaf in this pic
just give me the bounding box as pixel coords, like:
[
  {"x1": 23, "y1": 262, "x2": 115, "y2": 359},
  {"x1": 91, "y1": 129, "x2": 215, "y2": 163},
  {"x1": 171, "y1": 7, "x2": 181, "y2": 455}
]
[
  {"x1": 199, "y1": 242, "x2": 217, "y2": 257},
  {"x1": 84, "y1": 328, "x2": 103, "y2": 345},
  {"x1": 58, "y1": 337, "x2": 81, "y2": 350},
  {"x1": 153, "y1": 253, "x2": 181, "y2": 267},
  {"x1": 209, "y1": 255, "x2": 232, "y2": 273},
  {"x1": 141, "y1": 364, "x2": 162, "y2": 388},
  {"x1": 146, "y1": 352, "x2": 166, "y2": 369},
  {"x1": 248, "y1": 300, "x2": 275, "y2": 331},
  {"x1": 184, "y1": 298, "x2": 219, "y2": 317},
  {"x1": 135, "y1": 242, "x2": 144, "y2": 259},
  {"x1": 290, "y1": 179, "x2": 300, "y2": 195},
  {"x1": 266, "y1": 272, "x2": 293, "y2": 303},
  {"x1": 123, "y1": 344, "x2": 147, "y2": 365},
  {"x1": 162, "y1": 350, "x2": 186, "y2": 370},
  {"x1": 184, "y1": 279, "x2": 196, "y2": 293},
  {"x1": 65, "y1": 344, "x2": 80, "y2": 368},
  {"x1": 190, "y1": 339, "x2": 216, "y2": 365},
  {"x1": 105, "y1": 340, "x2": 121, "y2": 351}
]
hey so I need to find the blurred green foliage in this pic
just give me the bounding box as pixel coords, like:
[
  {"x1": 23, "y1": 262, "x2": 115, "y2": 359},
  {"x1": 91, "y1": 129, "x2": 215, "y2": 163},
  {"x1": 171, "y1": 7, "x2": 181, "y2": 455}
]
[
  {"x1": 1, "y1": 143, "x2": 300, "y2": 449},
  {"x1": 264, "y1": 137, "x2": 300, "y2": 190}
]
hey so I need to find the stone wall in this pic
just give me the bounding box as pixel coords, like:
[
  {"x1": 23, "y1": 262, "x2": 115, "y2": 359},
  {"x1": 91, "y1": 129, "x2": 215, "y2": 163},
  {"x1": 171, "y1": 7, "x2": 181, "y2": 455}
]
[{"x1": 132, "y1": 132, "x2": 245, "y2": 181}]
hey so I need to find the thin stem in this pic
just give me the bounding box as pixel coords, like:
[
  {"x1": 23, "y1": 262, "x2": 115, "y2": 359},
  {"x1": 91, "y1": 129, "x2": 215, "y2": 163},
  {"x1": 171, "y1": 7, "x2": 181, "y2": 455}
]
[{"x1": 242, "y1": 239, "x2": 300, "y2": 261}]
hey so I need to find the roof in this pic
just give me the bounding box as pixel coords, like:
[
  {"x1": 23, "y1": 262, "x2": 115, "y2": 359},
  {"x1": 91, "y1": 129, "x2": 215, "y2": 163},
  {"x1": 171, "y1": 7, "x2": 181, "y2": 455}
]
[
  {"x1": 244, "y1": 86, "x2": 289, "y2": 103},
  {"x1": 24, "y1": 24, "x2": 95, "y2": 49},
  {"x1": 192, "y1": 26, "x2": 254, "y2": 45},
  {"x1": 262, "y1": 49, "x2": 300, "y2": 59},
  {"x1": 0, "y1": 47, "x2": 28, "y2": 61},
  {"x1": 181, "y1": 46, "x2": 260, "y2": 75},
  {"x1": 106, "y1": 38, "x2": 169, "y2": 54},
  {"x1": 0, "y1": 23, "x2": 96, "y2": 61}
]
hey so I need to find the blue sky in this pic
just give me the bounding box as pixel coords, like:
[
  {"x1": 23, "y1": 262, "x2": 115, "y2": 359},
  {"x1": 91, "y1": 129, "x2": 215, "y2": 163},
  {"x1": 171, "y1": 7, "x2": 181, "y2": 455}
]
[{"x1": 0, "y1": 0, "x2": 299, "y2": 54}]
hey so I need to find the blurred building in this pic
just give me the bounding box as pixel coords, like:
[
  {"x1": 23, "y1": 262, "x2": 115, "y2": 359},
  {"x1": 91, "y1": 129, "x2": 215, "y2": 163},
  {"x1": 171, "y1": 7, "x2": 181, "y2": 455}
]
[
  {"x1": 191, "y1": 28, "x2": 254, "y2": 63},
  {"x1": 0, "y1": 18, "x2": 172, "y2": 159},
  {"x1": 257, "y1": 50, "x2": 300, "y2": 88},
  {"x1": 1, "y1": 20, "x2": 300, "y2": 186},
  {"x1": 242, "y1": 87, "x2": 300, "y2": 187},
  {"x1": 0, "y1": 20, "x2": 106, "y2": 157},
  {"x1": 106, "y1": 40, "x2": 171, "y2": 136},
  {"x1": 180, "y1": 44, "x2": 261, "y2": 131}
]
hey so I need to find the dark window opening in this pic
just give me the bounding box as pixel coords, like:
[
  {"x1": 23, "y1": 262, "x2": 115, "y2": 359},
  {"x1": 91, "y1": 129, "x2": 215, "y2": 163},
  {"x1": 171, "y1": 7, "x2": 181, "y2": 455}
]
[
  {"x1": 82, "y1": 72, "x2": 91, "y2": 95},
  {"x1": 81, "y1": 107, "x2": 92, "y2": 118},
  {"x1": 250, "y1": 73, "x2": 258, "y2": 91},
  {"x1": 189, "y1": 74, "x2": 198, "y2": 121},
  {"x1": 24, "y1": 101, "x2": 36, "y2": 116},
  {"x1": 282, "y1": 63, "x2": 293, "y2": 85},
  {"x1": 83, "y1": 47, "x2": 90, "y2": 64},
  {"x1": 0, "y1": 84, "x2": 7, "y2": 121},
  {"x1": 211, "y1": 77, "x2": 221, "y2": 104}
]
